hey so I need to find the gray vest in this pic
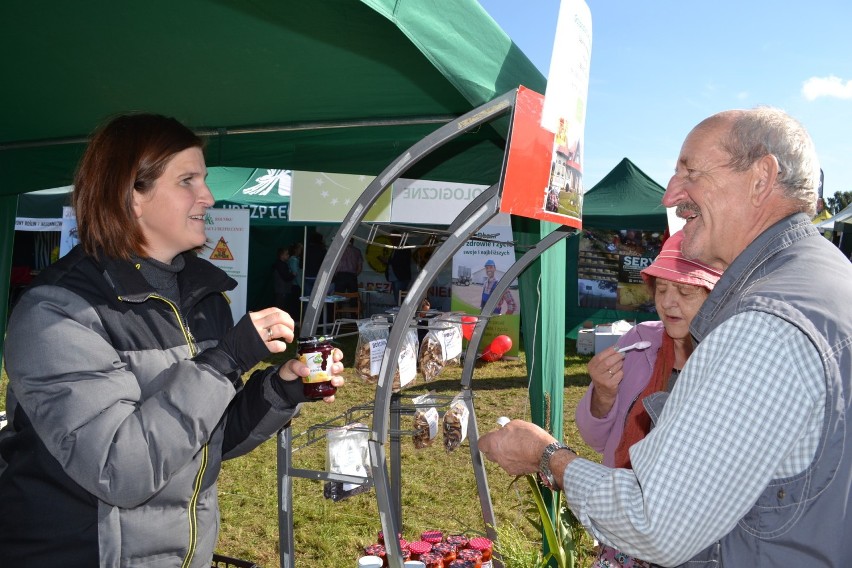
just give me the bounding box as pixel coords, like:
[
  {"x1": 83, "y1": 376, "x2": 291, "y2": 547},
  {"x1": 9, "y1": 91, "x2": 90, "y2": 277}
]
[{"x1": 648, "y1": 214, "x2": 852, "y2": 567}]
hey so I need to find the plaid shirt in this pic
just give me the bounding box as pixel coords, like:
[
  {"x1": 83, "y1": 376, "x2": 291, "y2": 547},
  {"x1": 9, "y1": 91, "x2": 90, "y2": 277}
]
[{"x1": 564, "y1": 310, "x2": 824, "y2": 566}]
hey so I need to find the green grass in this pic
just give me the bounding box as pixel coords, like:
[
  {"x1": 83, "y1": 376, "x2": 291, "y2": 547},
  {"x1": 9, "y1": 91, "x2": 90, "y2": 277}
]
[{"x1": 1, "y1": 339, "x2": 601, "y2": 568}]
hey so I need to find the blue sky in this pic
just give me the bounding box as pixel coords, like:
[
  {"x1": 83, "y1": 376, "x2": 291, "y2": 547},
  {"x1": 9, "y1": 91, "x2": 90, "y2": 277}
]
[{"x1": 478, "y1": 0, "x2": 852, "y2": 199}]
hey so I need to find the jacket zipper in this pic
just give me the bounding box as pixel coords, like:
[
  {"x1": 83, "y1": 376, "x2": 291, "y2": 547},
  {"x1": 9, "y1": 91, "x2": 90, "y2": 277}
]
[{"x1": 118, "y1": 293, "x2": 208, "y2": 566}]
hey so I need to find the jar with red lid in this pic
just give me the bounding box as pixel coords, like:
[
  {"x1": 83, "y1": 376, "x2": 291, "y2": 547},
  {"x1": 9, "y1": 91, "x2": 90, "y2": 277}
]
[
  {"x1": 420, "y1": 530, "x2": 443, "y2": 545},
  {"x1": 467, "y1": 538, "x2": 493, "y2": 568},
  {"x1": 297, "y1": 335, "x2": 336, "y2": 399},
  {"x1": 456, "y1": 548, "x2": 482, "y2": 568},
  {"x1": 432, "y1": 542, "x2": 457, "y2": 565},
  {"x1": 417, "y1": 552, "x2": 444, "y2": 568},
  {"x1": 407, "y1": 541, "x2": 433, "y2": 560}
]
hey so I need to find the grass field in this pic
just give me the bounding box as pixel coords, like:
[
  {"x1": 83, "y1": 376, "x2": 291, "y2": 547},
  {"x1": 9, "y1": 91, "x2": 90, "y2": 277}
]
[{"x1": 1, "y1": 336, "x2": 602, "y2": 567}]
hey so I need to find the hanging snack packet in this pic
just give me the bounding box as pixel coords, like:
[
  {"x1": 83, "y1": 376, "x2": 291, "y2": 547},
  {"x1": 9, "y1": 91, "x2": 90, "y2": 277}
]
[
  {"x1": 443, "y1": 393, "x2": 469, "y2": 452},
  {"x1": 411, "y1": 392, "x2": 439, "y2": 449},
  {"x1": 355, "y1": 319, "x2": 418, "y2": 392},
  {"x1": 323, "y1": 423, "x2": 371, "y2": 502},
  {"x1": 418, "y1": 316, "x2": 463, "y2": 382}
]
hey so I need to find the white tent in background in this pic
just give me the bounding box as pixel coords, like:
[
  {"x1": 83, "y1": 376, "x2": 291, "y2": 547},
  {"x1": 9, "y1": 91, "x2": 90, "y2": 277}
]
[{"x1": 816, "y1": 203, "x2": 852, "y2": 232}]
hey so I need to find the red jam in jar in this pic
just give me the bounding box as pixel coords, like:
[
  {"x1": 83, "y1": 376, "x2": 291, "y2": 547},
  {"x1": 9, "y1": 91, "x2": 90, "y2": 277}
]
[
  {"x1": 408, "y1": 541, "x2": 433, "y2": 560},
  {"x1": 433, "y1": 542, "x2": 457, "y2": 564},
  {"x1": 420, "y1": 530, "x2": 443, "y2": 545},
  {"x1": 447, "y1": 560, "x2": 475, "y2": 568},
  {"x1": 457, "y1": 548, "x2": 482, "y2": 568},
  {"x1": 446, "y1": 534, "x2": 469, "y2": 549},
  {"x1": 297, "y1": 335, "x2": 336, "y2": 399},
  {"x1": 468, "y1": 538, "x2": 493, "y2": 568},
  {"x1": 418, "y1": 552, "x2": 444, "y2": 568}
]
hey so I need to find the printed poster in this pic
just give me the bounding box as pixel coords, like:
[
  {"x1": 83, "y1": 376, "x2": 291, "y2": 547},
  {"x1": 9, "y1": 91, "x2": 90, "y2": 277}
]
[
  {"x1": 204, "y1": 208, "x2": 250, "y2": 323},
  {"x1": 578, "y1": 228, "x2": 664, "y2": 312},
  {"x1": 451, "y1": 213, "x2": 520, "y2": 358}
]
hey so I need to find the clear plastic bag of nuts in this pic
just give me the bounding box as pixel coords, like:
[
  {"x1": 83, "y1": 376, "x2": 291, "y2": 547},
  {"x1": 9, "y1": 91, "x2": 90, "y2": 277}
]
[
  {"x1": 411, "y1": 391, "x2": 439, "y2": 449},
  {"x1": 443, "y1": 392, "x2": 469, "y2": 452},
  {"x1": 418, "y1": 316, "x2": 463, "y2": 382},
  {"x1": 355, "y1": 319, "x2": 418, "y2": 392}
]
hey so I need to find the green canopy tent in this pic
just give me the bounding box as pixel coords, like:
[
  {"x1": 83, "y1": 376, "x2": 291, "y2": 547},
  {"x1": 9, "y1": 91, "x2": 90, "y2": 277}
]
[
  {"x1": 1, "y1": 1, "x2": 564, "y2": 444},
  {"x1": 565, "y1": 157, "x2": 669, "y2": 337}
]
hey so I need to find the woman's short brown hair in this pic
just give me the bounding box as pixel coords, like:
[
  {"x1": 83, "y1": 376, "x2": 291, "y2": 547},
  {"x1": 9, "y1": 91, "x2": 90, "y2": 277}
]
[{"x1": 72, "y1": 113, "x2": 204, "y2": 259}]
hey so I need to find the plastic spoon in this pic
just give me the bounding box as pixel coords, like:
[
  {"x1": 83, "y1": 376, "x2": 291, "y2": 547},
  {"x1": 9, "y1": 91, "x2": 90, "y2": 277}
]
[{"x1": 616, "y1": 340, "x2": 652, "y2": 354}]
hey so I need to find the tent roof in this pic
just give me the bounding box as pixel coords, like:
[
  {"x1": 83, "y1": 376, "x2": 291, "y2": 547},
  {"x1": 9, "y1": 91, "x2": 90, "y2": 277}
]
[
  {"x1": 815, "y1": 203, "x2": 852, "y2": 232},
  {"x1": 0, "y1": 0, "x2": 545, "y2": 196},
  {"x1": 582, "y1": 157, "x2": 668, "y2": 231}
]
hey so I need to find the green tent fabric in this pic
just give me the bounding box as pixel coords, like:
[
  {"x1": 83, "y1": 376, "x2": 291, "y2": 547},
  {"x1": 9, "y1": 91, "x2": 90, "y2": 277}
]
[
  {"x1": 0, "y1": 0, "x2": 549, "y2": 359},
  {"x1": 565, "y1": 158, "x2": 669, "y2": 338},
  {"x1": 1, "y1": 0, "x2": 566, "y2": 458}
]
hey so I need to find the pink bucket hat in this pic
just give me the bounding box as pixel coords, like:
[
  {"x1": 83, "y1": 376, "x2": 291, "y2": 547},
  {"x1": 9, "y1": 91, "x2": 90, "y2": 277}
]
[{"x1": 640, "y1": 231, "x2": 723, "y2": 291}]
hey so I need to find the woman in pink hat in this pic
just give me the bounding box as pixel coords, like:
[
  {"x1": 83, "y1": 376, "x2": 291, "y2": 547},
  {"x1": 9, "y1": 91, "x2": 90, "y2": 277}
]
[{"x1": 575, "y1": 231, "x2": 723, "y2": 568}]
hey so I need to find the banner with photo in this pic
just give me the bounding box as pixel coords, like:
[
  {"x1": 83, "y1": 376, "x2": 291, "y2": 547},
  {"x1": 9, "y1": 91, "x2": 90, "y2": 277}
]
[
  {"x1": 450, "y1": 213, "x2": 520, "y2": 358},
  {"x1": 578, "y1": 228, "x2": 665, "y2": 313}
]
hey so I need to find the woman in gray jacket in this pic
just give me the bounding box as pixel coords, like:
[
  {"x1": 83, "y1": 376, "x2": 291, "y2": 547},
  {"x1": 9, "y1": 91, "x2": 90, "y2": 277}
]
[{"x1": 0, "y1": 113, "x2": 345, "y2": 567}]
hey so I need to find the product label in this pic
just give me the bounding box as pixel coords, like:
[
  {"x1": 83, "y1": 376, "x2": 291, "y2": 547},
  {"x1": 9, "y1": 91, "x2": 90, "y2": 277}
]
[
  {"x1": 369, "y1": 338, "x2": 387, "y2": 376},
  {"x1": 441, "y1": 326, "x2": 462, "y2": 360},
  {"x1": 300, "y1": 349, "x2": 330, "y2": 383},
  {"x1": 397, "y1": 343, "x2": 417, "y2": 388}
]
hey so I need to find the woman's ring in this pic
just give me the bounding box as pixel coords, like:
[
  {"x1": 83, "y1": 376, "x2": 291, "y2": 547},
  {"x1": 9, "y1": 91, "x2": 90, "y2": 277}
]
[
  {"x1": 608, "y1": 369, "x2": 613, "y2": 376},
  {"x1": 266, "y1": 327, "x2": 273, "y2": 341}
]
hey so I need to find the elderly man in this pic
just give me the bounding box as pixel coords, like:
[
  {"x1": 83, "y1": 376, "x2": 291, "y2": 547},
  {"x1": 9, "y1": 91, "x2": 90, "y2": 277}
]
[{"x1": 479, "y1": 107, "x2": 852, "y2": 566}]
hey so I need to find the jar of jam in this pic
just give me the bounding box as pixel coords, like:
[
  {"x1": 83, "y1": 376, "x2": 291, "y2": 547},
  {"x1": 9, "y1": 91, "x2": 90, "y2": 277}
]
[
  {"x1": 407, "y1": 541, "x2": 433, "y2": 560},
  {"x1": 297, "y1": 335, "x2": 336, "y2": 399},
  {"x1": 467, "y1": 538, "x2": 493, "y2": 568},
  {"x1": 446, "y1": 534, "x2": 469, "y2": 550},
  {"x1": 447, "y1": 560, "x2": 474, "y2": 568},
  {"x1": 363, "y1": 544, "x2": 387, "y2": 567},
  {"x1": 420, "y1": 530, "x2": 443, "y2": 545},
  {"x1": 456, "y1": 548, "x2": 482, "y2": 568},
  {"x1": 418, "y1": 552, "x2": 444, "y2": 568},
  {"x1": 432, "y1": 542, "x2": 457, "y2": 565}
]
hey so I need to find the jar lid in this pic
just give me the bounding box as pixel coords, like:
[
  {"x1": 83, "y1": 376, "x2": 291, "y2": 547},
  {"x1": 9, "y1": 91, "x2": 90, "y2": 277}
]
[
  {"x1": 297, "y1": 335, "x2": 332, "y2": 346},
  {"x1": 420, "y1": 530, "x2": 443, "y2": 543},
  {"x1": 408, "y1": 541, "x2": 433, "y2": 554},
  {"x1": 468, "y1": 537, "x2": 492, "y2": 551},
  {"x1": 446, "y1": 534, "x2": 469, "y2": 547},
  {"x1": 364, "y1": 544, "x2": 386, "y2": 556},
  {"x1": 447, "y1": 561, "x2": 474, "y2": 568}
]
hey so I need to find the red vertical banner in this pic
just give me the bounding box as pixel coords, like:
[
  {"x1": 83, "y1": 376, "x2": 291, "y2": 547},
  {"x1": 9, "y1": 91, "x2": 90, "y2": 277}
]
[{"x1": 499, "y1": 0, "x2": 591, "y2": 228}]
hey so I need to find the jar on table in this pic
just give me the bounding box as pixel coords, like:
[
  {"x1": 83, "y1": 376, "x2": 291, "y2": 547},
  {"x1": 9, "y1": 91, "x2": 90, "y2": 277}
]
[
  {"x1": 420, "y1": 530, "x2": 443, "y2": 545},
  {"x1": 417, "y1": 552, "x2": 444, "y2": 568},
  {"x1": 407, "y1": 541, "x2": 433, "y2": 560},
  {"x1": 432, "y1": 542, "x2": 457, "y2": 566},
  {"x1": 467, "y1": 538, "x2": 493, "y2": 568},
  {"x1": 456, "y1": 548, "x2": 482, "y2": 568},
  {"x1": 297, "y1": 335, "x2": 337, "y2": 399},
  {"x1": 447, "y1": 560, "x2": 475, "y2": 568},
  {"x1": 363, "y1": 544, "x2": 387, "y2": 567},
  {"x1": 445, "y1": 534, "x2": 469, "y2": 550}
]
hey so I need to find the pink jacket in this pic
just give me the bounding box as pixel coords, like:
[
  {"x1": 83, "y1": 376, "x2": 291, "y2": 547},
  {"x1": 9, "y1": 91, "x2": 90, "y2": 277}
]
[{"x1": 574, "y1": 321, "x2": 664, "y2": 467}]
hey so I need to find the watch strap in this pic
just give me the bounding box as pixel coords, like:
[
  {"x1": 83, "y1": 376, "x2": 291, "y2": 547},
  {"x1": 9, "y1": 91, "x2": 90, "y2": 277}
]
[{"x1": 538, "y1": 441, "x2": 574, "y2": 490}]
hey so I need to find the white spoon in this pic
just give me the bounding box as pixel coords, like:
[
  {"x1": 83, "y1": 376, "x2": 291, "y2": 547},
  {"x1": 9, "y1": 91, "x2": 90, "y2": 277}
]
[{"x1": 616, "y1": 340, "x2": 652, "y2": 354}]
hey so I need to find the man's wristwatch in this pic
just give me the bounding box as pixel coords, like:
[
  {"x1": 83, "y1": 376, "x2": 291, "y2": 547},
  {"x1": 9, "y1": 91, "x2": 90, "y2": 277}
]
[{"x1": 538, "y1": 441, "x2": 575, "y2": 490}]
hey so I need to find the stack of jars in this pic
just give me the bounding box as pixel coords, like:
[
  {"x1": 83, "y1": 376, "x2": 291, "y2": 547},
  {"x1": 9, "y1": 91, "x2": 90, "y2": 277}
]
[{"x1": 360, "y1": 530, "x2": 493, "y2": 568}]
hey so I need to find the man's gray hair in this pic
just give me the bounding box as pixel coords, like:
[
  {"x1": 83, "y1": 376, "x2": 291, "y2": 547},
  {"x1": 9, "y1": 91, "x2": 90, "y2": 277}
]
[{"x1": 721, "y1": 107, "x2": 821, "y2": 216}]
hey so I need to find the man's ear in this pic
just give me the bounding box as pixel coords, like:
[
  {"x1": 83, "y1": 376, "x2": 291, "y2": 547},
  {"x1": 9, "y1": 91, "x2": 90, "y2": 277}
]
[{"x1": 750, "y1": 154, "x2": 779, "y2": 207}]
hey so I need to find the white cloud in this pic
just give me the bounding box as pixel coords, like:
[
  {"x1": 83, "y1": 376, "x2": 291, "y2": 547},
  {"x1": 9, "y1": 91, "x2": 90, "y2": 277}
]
[{"x1": 802, "y1": 76, "x2": 852, "y2": 101}]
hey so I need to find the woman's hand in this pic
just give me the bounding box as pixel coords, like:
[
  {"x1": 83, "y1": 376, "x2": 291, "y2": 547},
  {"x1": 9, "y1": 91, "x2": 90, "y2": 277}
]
[
  {"x1": 278, "y1": 347, "x2": 345, "y2": 403},
  {"x1": 249, "y1": 307, "x2": 296, "y2": 353},
  {"x1": 587, "y1": 346, "x2": 625, "y2": 417}
]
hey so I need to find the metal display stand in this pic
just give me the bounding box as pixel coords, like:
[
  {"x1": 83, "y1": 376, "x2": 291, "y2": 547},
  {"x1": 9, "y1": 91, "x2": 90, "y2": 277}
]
[{"x1": 277, "y1": 89, "x2": 575, "y2": 568}]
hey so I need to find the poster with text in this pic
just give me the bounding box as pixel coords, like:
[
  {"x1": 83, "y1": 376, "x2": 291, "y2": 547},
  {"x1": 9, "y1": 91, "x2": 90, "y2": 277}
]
[
  {"x1": 578, "y1": 228, "x2": 664, "y2": 313},
  {"x1": 451, "y1": 213, "x2": 520, "y2": 358},
  {"x1": 204, "y1": 208, "x2": 250, "y2": 323}
]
